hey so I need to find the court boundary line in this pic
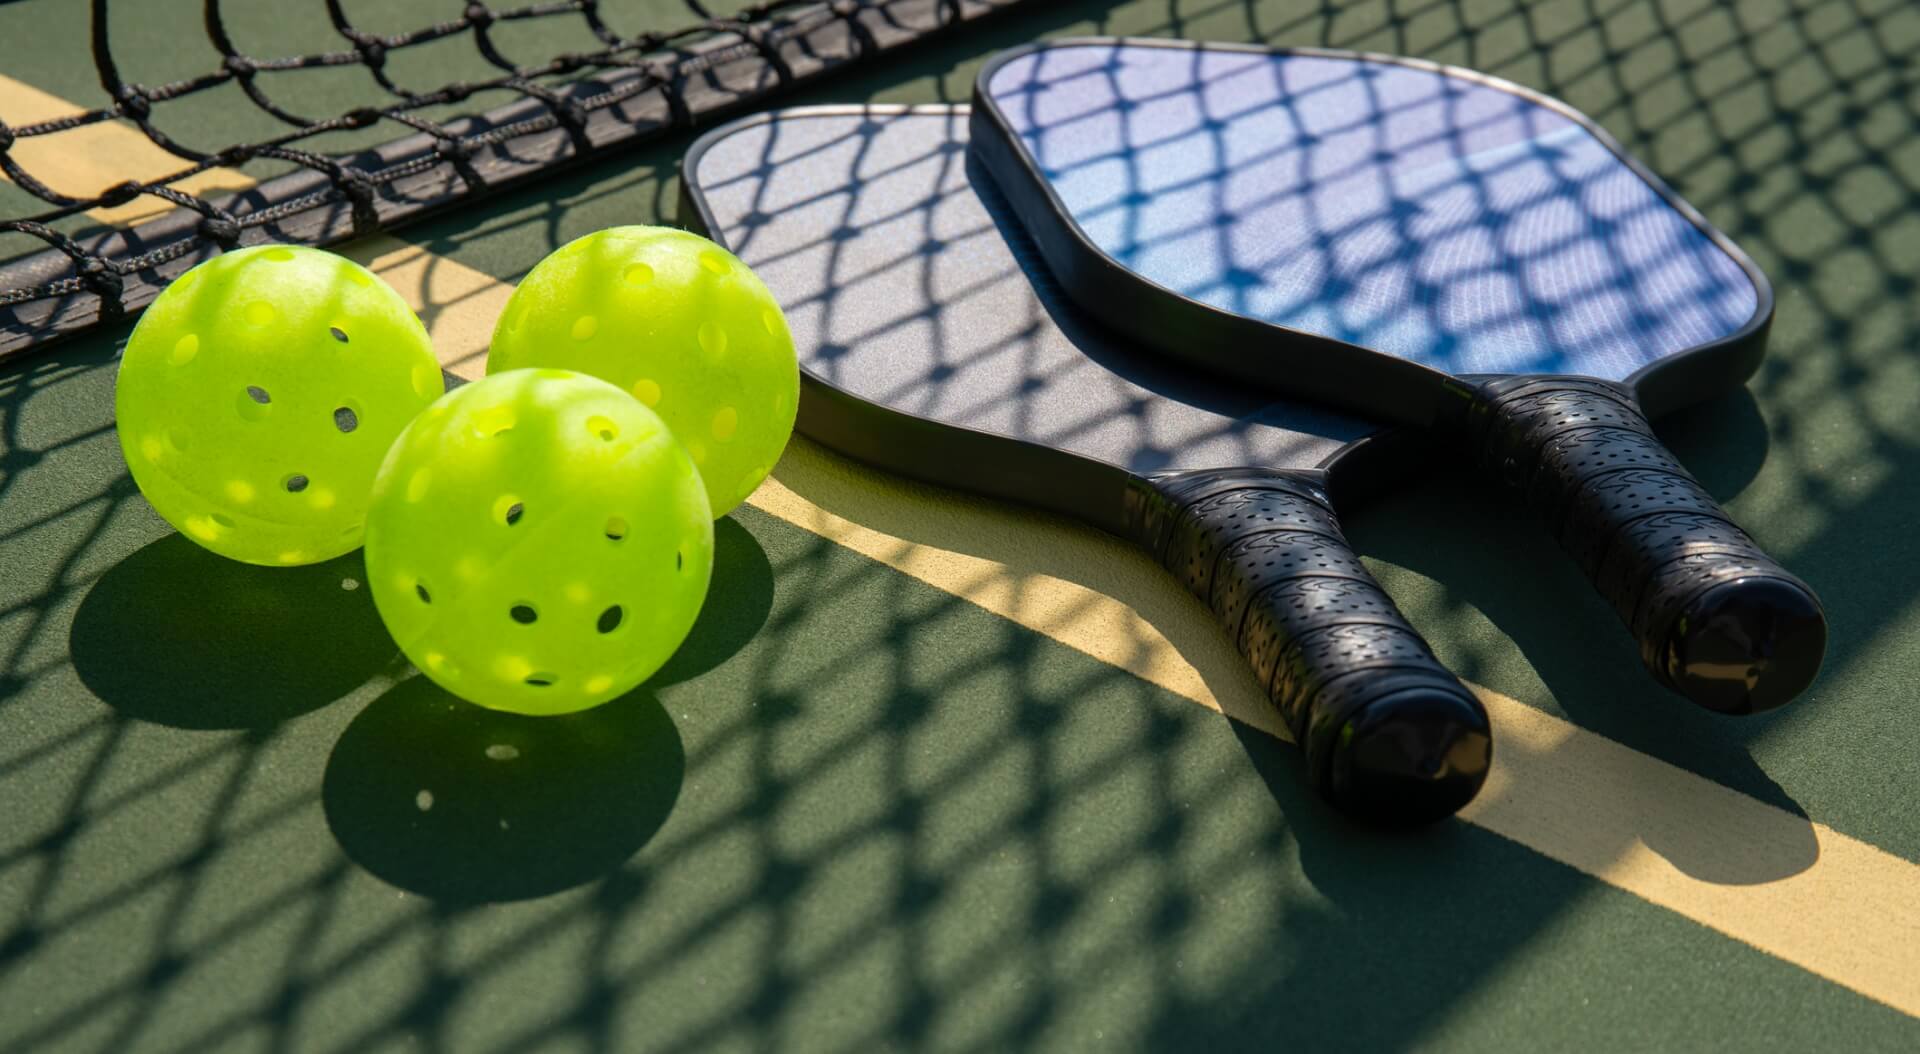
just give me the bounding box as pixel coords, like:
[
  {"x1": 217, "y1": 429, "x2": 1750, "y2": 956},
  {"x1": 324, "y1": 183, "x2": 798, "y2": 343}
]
[{"x1": 9, "y1": 77, "x2": 1915, "y2": 1019}]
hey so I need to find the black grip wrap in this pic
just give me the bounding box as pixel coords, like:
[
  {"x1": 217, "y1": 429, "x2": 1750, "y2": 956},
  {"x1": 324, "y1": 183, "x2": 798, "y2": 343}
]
[
  {"x1": 1124, "y1": 469, "x2": 1490, "y2": 825},
  {"x1": 1469, "y1": 377, "x2": 1826, "y2": 713}
]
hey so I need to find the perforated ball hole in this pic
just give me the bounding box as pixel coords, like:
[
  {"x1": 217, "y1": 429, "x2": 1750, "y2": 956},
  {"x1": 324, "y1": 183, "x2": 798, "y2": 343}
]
[
  {"x1": 524, "y1": 673, "x2": 558, "y2": 688},
  {"x1": 283, "y1": 473, "x2": 310, "y2": 494},
  {"x1": 473, "y1": 405, "x2": 516, "y2": 438},
  {"x1": 605, "y1": 517, "x2": 628, "y2": 542},
  {"x1": 415, "y1": 582, "x2": 432, "y2": 605},
  {"x1": 329, "y1": 326, "x2": 349, "y2": 344},
  {"x1": 238, "y1": 386, "x2": 272, "y2": 421},
  {"x1": 333, "y1": 405, "x2": 359, "y2": 433},
  {"x1": 493, "y1": 495, "x2": 525, "y2": 527},
  {"x1": 587, "y1": 415, "x2": 618, "y2": 442},
  {"x1": 597, "y1": 605, "x2": 624, "y2": 634},
  {"x1": 509, "y1": 603, "x2": 538, "y2": 625}
]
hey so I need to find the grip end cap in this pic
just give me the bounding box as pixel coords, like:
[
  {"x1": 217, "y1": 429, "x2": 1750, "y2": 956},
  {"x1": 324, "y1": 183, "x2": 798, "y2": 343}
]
[
  {"x1": 1325, "y1": 689, "x2": 1491, "y2": 826},
  {"x1": 1661, "y1": 576, "x2": 1827, "y2": 714}
]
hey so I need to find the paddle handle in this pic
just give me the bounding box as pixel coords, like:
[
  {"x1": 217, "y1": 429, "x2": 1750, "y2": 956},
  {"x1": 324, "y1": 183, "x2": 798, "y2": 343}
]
[
  {"x1": 1126, "y1": 469, "x2": 1489, "y2": 825},
  {"x1": 1469, "y1": 378, "x2": 1826, "y2": 713}
]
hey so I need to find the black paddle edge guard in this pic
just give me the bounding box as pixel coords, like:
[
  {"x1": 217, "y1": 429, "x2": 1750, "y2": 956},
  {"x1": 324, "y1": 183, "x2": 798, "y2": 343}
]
[
  {"x1": 1468, "y1": 377, "x2": 1827, "y2": 714},
  {"x1": 1126, "y1": 469, "x2": 1490, "y2": 825},
  {"x1": 0, "y1": 0, "x2": 1027, "y2": 363},
  {"x1": 681, "y1": 105, "x2": 1483, "y2": 824},
  {"x1": 967, "y1": 38, "x2": 1822, "y2": 713},
  {"x1": 967, "y1": 37, "x2": 1778, "y2": 430}
]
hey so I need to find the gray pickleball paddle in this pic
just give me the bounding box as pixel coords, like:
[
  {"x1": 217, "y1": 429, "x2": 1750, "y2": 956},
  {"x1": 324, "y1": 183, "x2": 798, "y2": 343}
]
[{"x1": 681, "y1": 105, "x2": 1491, "y2": 825}]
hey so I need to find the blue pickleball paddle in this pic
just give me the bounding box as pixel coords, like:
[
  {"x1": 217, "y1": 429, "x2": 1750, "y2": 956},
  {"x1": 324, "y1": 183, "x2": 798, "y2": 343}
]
[{"x1": 970, "y1": 38, "x2": 1824, "y2": 714}]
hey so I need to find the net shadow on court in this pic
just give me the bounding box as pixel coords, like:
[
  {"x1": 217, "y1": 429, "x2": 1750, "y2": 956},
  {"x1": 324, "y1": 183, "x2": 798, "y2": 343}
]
[{"x1": 1, "y1": 0, "x2": 1918, "y2": 1049}]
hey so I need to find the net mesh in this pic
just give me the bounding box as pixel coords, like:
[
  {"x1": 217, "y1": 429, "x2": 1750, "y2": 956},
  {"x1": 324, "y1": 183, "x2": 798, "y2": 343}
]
[{"x1": 0, "y1": 0, "x2": 1022, "y2": 358}]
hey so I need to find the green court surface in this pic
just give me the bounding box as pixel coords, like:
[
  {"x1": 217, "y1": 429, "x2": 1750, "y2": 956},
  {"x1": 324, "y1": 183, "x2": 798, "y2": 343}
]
[{"x1": 3, "y1": 0, "x2": 1919, "y2": 1050}]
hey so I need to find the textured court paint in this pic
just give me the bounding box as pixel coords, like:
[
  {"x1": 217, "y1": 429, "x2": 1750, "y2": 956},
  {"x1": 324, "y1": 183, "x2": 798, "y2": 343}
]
[
  {"x1": 3, "y1": 39, "x2": 1920, "y2": 1029},
  {"x1": 420, "y1": 235, "x2": 1920, "y2": 1020},
  {"x1": 985, "y1": 43, "x2": 1759, "y2": 379}
]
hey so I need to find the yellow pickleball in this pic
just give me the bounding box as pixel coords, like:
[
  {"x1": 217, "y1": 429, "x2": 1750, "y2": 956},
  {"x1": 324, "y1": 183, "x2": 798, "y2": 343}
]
[
  {"x1": 485, "y1": 226, "x2": 799, "y2": 517},
  {"x1": 114, "y1": 244, "x2": 445, "y2": 565},
  {"x1": 364, "y1": 368, "x2": 714, "y2": 715}
]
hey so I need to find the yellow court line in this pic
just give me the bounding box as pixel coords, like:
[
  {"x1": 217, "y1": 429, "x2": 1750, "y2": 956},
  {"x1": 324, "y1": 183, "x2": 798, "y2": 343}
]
[
  {"x1": 0, "y1": 75, "x2": 255, "y2": 228},
  {"x1": 382, "y1": 238, "x2": 1920, "y2": 1025},
  {"x1": 14, "y1": 78, "x2": 1918, "y2": 1018}
]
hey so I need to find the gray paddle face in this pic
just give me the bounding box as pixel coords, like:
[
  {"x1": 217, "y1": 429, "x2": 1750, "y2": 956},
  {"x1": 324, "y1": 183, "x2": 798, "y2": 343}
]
[
  {"x1": 683, "y1": 107, "x2": 1375, "y2": 479},
  {"x1": 980, "y1": 41, "x2": 1762, "y2": 382}
]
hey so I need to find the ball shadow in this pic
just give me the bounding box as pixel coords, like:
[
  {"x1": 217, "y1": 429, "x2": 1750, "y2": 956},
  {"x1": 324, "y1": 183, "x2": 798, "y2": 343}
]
[
  {"x1": 647, "y1": 515, "x2": 774, "y2": 687},
  {"x1": 69, "y1": 534, "x2": 395, "y2": 729},
  {"x1": 323, "y1": 676, "x2": 684, "y2": 904}
]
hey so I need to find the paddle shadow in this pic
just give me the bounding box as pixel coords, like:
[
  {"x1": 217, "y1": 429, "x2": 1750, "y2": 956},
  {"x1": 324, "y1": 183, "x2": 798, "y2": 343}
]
[
  {"x1": 323, "y1": 676, "x2": 683, "y2": 904},
  {"x1": 1653, "y1": 388, "x2": 1772, "y2": 499},
  {"x1": 1344, "y1": 393, "x2": 1821, "y2": 885},
  {"x1": 69, "y1": 533, "x2": 395, "y2": 729},
  {"x1": 1198, "y1": 719, "x2": 1583, "y2": 1047}
]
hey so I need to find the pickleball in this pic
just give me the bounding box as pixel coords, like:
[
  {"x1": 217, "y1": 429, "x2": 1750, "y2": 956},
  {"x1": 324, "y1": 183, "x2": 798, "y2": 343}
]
[
  {"x1": 363, "y1": 368, "x2": 714, "y2": 715},
  {"x1": 486, "y1": 226, "x2": 799, "y2": 517},
  {"x1": 115, "y1": 244, "x2": 444, "y2": 565}
]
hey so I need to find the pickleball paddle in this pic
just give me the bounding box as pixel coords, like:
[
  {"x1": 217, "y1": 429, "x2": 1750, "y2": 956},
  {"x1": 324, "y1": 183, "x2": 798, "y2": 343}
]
[
  {"x1": 680, "y1": 105, "x2": 1491, "y2": 824},
  {"x1": 970, "y1": 38, "x2": 1825, "y2": 715}
]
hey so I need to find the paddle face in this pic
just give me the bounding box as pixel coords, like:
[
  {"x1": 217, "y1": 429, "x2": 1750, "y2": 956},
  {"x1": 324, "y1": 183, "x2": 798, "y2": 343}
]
[
  {"x1": 682, "y1": 106, "x2": 1493, "y2": 823},
  {"x1": 973, "y1": 41, "x2": 1822, "y2": 716},
  {"x1": 975, "y1": 40, "x2": 1766, "y2": 389},
  {"x1": 681, "y1": 105, "x2": 1381, "y2": 524}
]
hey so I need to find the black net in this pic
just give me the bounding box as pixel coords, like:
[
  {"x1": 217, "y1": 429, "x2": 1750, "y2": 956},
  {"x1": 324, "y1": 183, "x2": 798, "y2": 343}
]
[{"x1": 0, "y1": 0, "x2": 1024, "y2": 360}]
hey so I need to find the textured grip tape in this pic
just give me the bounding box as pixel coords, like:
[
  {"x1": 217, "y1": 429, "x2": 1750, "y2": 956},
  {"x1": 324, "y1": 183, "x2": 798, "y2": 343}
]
[
  {"x1": 1125, "y1": 469, "x2": 1479, "y2": 785},
  {"x1": 1470, "y1": 377, "x2": 1819, "y2": 692}
]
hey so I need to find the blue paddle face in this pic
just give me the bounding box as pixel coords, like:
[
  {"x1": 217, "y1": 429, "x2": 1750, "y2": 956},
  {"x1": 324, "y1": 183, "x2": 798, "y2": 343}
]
[
  {"x1": 981, "y1": 41, "x2": 1760, "y2": 381},
  {"x1": 686, "y1": 107, "x2": 1372, "y2": 479}
]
